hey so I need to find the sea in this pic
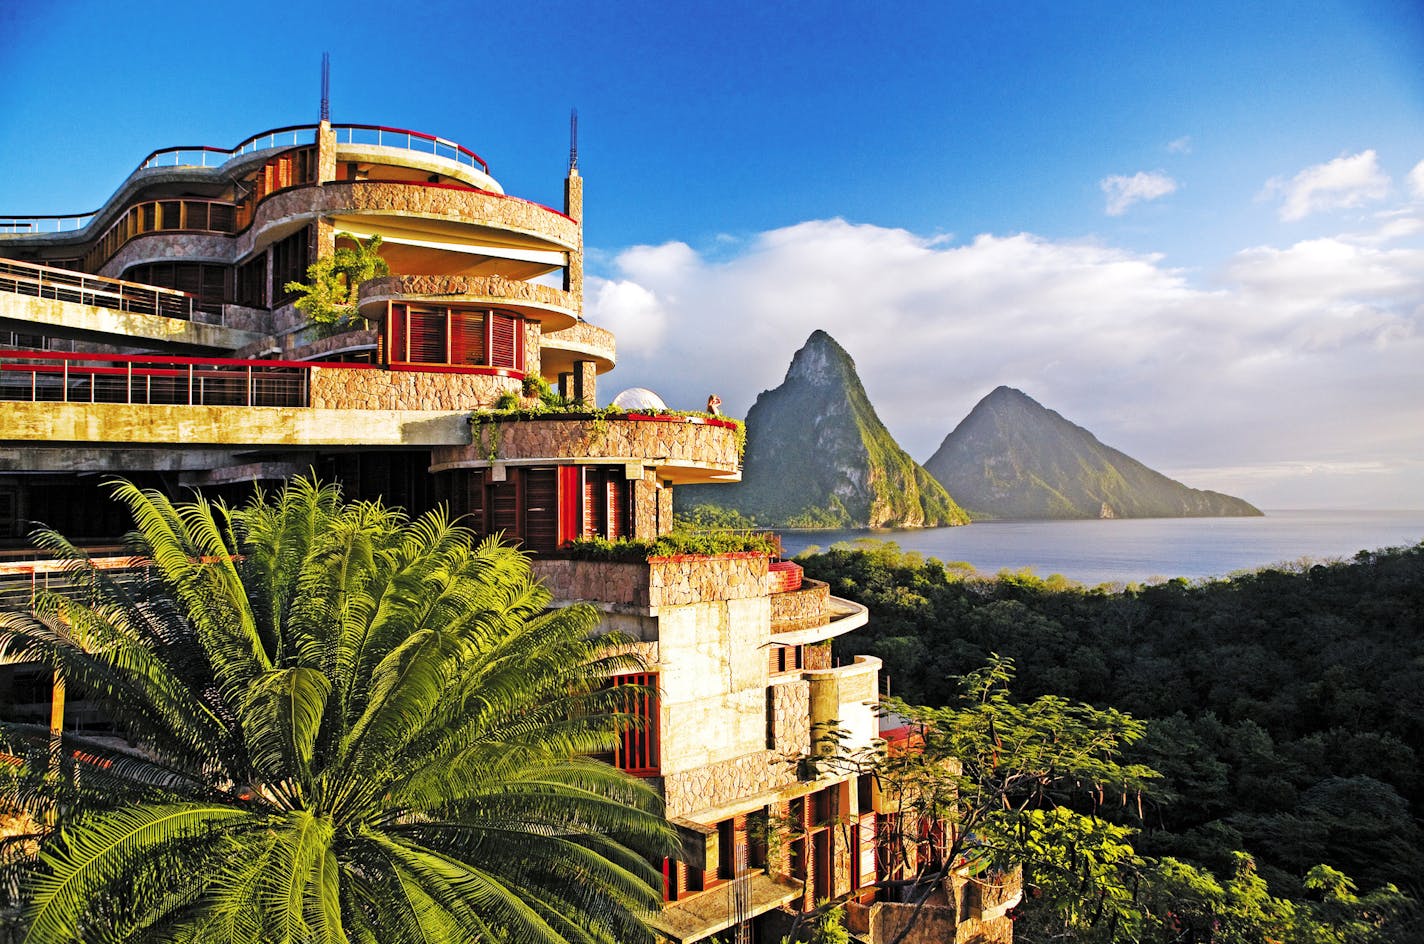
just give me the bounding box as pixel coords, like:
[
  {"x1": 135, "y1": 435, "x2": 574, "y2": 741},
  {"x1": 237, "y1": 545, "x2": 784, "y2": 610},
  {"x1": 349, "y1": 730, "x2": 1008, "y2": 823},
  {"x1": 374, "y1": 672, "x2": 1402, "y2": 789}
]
[{"x1": 775, "y1": 510, "x2": 1424, "y2": 587}]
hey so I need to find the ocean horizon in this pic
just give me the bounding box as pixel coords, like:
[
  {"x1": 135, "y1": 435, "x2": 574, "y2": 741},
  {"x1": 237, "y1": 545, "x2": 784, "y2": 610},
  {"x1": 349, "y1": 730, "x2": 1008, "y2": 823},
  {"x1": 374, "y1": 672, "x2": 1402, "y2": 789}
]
[{"x1": 776, "y1": 509, "x2": 1424, "y2": 587}]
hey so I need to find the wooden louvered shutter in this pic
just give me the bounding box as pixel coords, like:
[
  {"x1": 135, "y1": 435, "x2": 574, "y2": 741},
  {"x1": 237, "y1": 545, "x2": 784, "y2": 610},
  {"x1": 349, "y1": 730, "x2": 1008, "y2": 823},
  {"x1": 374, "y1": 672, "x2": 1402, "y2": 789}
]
[
  {"x1": 607, "y1": 474, "x2": 629, "y2": 539},
  {"x1": 487, "y1": 311, "x2": 519, "y2": 368},
  {"x1": 450, "y1": 310, "x2": 485, "y2": 365},
  {"x1": 523, "y1": 468, "x2": 557, "y2": 553},
  {"x1": 406, "y1": 307, "x2": 448, "y2": 364}
]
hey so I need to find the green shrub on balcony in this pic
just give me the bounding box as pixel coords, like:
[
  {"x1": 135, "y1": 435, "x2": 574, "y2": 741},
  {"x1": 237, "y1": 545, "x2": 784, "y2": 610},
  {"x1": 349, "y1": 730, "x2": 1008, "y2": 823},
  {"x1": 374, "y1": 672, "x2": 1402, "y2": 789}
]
[{"x1": 566, "y1": 530, "x2": 777, "y2": 561}]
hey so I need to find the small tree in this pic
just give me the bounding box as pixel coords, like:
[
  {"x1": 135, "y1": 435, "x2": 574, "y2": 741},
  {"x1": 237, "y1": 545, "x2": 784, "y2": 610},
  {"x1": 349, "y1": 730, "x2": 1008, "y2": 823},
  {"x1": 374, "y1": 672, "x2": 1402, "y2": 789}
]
[
  {"x1": 867, "y1": 655, "x2": 1160, "y2": 942},
  {"x1": 284, "y1": 232, "x2": 390, "y2": 326}
]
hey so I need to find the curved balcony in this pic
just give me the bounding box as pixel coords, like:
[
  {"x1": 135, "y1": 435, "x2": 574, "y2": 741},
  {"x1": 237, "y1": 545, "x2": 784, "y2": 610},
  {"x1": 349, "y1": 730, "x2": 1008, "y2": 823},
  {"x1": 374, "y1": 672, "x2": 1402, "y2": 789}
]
[
  {"x1": 358, "y1": 274, "x2": 579, "y2": 331},
  {"x1": 807, "y1": 655, "x2": 882, "y2": 759},
  {"x1": 430, "y1": 413, "x2": 742, "y2": 484},
  {"x1": 249, "y1": 180, "x2": 577, "y2": 255},
  {"x1": 0, "y1": 123, "x2": 501, "y2": 244},
  {"x1": 769, "y1": 591, "x2": 868, "y2": 647},
  {"x1": 540, "y1": 320, "x2": 616, "y2": 375}
]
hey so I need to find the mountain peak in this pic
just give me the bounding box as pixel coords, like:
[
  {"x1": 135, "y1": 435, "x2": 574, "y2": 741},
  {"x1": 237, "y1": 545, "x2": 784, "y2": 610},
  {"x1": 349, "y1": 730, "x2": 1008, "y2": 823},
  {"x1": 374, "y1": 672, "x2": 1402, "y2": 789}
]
[
  {"x1": 680, "y1": 332, "x2": 969, "y2": 528},
  {"x1": 785, "y1": 330, "x2": 855, "y2": 386},
  {"x1": 925, "y1": 387, "x2": 1261, "y2": 520}
]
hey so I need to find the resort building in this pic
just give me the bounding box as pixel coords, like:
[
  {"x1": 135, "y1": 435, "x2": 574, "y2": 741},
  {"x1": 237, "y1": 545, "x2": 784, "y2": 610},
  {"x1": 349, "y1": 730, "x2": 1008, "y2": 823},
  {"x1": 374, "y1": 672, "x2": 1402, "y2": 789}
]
[{"x1": 0, "y1": 113, "x2": 1014, "y2": 943}]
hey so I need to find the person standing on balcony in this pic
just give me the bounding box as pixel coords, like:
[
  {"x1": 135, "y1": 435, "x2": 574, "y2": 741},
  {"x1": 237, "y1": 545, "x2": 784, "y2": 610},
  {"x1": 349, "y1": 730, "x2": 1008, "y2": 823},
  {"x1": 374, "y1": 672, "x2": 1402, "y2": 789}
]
[{"x1": 706, "y1": 393, "x2": 722, "y2": 416}]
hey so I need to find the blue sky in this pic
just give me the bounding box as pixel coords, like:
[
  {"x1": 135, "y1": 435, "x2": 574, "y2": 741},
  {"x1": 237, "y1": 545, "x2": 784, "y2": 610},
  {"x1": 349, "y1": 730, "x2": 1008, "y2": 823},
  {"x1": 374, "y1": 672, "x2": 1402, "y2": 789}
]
[{"x1": 3, "y1": 1, "x2": 1423, "y2": 509}]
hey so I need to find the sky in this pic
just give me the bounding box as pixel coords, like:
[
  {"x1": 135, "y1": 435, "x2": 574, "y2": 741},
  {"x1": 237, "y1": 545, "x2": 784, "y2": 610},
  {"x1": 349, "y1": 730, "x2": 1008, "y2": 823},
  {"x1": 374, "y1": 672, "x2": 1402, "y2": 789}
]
[{"x1": 2, "y1": 1, "x2": 1422, "y2": 509}]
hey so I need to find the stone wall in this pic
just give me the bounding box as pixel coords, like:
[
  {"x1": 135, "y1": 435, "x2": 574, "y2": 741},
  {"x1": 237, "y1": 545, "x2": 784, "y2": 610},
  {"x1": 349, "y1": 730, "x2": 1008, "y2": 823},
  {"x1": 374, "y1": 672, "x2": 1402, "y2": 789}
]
[
  {"x1": 657, "y1": 484, "x2": 674, "y2": 536},
  {"x1": 770, "y1": 678, "x2": 811, "y2": 757},
  {"x1": 244, "y1": 182, "x2": 579, "y2": 258},
  {"x1": 536, "y1": 559, "x2": 651, "y2": 609},
  {"x1": 662, "y1": 747, "x2": 800, "y2": 820},
  {"x1": 308, "y1": 365, "x2": 516, "y2": 411},
  {"x1": 523, "y1": 319, "x2": 541, "y2": 376},
  {"x1": 98, "y1": 232, "x2": 236, "y2": 280},
  {"x1": 533, "y1": 553, "x2": 769, "y2": 612},
  {"x1": 770, "y1": 578, "x2": 830, "y2": 631},
  {"x1": 432, "y1": 416, "x2": 740, "y2": 474},
  {"x1": 633, "y1": 472, "x2": 659, "y2": 540},
  {"x1": 648, "y1": 552, "x2": 768, "y2": 608}
]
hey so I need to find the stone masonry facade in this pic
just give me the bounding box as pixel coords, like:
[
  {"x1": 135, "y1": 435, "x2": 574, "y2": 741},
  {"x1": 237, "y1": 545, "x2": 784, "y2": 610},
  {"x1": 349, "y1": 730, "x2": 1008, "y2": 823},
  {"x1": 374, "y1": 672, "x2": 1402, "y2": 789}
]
[
  {"x1": 308, "y1": 365, "x2": 517, "y2": 411},
  {"x1": 535, "y1": 553, "x2": 769, "y2": 612},
  {"x1": 662, "y1": 747, "x2": 802, "y2": 820},
  {"x1": 770, "y1": 578, "x2": 831, "y2": 632},
  {"x1": 433, "y1": 416, "x2": 740, "y2": 473}
]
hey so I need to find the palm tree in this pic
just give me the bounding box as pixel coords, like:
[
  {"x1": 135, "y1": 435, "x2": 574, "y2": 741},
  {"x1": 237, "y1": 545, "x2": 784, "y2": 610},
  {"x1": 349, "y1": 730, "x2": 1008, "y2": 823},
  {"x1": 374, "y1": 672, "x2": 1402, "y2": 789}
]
[{"x1": 0, "y1": 477, "x2": 672, "y2": 944}]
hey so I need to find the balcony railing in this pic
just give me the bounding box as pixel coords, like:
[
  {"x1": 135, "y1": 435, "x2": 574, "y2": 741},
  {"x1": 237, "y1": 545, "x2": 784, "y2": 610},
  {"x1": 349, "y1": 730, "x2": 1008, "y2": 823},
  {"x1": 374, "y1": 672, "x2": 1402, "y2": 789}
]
[
  {"x1": 0, "y1": 350, "x2": 311, "y2": 407},
  {"x1": 0, "y1": 123, "x2": 491, "y2": 238},
  {"x1": 0, "y1": 549, "x2": 140, "y2": 610},
  {"x1": 332, "y1": 124, "x2": 489, "y2": 175},
  {"x1": 0, "y1": 257, "x2": 198, "y2": 320},
  {"x1": 82, "y1": 198, "x2": 237, "y2": 272}
]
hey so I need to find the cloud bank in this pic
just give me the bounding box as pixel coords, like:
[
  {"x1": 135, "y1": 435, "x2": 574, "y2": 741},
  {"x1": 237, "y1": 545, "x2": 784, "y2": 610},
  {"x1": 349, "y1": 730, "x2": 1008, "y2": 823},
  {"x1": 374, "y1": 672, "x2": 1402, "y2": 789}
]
[{"x1": 587, "y1": 163, "x2": 1424, "y2": 509}]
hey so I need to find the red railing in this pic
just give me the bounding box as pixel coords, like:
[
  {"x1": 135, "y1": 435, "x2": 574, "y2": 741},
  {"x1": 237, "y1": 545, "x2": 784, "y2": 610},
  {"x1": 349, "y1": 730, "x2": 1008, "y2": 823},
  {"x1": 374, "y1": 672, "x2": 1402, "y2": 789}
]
[
  {"x1": 0, "y1": 350, "x2": 316, "y2": 407},
  {"x1": 0, "y1": 257, "x2": 198, "y2": 320}
]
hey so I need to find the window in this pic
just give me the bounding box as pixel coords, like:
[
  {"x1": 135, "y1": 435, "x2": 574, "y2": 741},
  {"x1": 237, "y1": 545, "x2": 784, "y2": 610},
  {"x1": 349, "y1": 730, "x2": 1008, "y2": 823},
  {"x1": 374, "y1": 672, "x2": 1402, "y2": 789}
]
[
  {"x1": 270, "y1": 226, "x2": 311, "y2": 304},
  {"x1": 608, "y1": 672, "x2": 659, "y2": 776},
  {"x1": 234, "y1": 253, "x2": 267, "y2": 308},
  {"x1": 574, "y1": 466, "x2": 631, "y2": 541},
  {"x1": 769, "y1": 644, "x2": 804, "y2": 676},
  {"x1": 385, "y1": 304, "x2": 522, "y2": 369}
]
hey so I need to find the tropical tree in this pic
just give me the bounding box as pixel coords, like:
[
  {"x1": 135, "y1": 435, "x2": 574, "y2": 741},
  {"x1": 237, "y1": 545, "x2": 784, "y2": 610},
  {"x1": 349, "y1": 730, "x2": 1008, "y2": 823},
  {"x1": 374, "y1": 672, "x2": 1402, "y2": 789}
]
[
  {"x1": 0, "y1": 477, "x2": 672, "y2": 943},
  {"x1": 285, "y1": 232, "x2": 390, "y2": 326}
]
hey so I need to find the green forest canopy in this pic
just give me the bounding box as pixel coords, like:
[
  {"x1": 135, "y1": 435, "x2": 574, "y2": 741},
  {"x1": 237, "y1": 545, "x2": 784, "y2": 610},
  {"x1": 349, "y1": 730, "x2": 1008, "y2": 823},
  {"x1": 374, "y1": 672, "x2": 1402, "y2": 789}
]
[{"x1": 799, "y1": 540, "x2": 1424, "y2": 923}]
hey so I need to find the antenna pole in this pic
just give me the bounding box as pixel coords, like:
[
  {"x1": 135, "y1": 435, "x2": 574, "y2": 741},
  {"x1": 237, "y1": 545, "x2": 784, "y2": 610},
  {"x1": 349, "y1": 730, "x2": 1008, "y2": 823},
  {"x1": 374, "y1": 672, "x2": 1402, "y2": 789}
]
[
  {"x1": 568, "y1": 108, "x2": 578, "y2": 173},
  {"x1": 320, "y1": 52, "x2": 331, "y2": 123}
]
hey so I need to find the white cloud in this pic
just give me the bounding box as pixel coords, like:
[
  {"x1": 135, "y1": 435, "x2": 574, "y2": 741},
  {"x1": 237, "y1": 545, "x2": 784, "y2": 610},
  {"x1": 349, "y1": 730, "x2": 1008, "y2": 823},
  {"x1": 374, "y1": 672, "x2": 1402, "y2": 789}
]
[
  {"x1": 1167, "y1": 136, "x2": 1192, "y2": 154},
  {"x1": 1100, "y1": 171, "x2": 1178, "y2": 216},
  {"x1": 1266, "y1": 150, "x2": 1391, "y2": 221},
  {"x1": 584, "y1": 214, "x2": 1424, "y2": 509},
  {"x1": 1409, "y1": 159, "x2": 1424, "y2": 199}
]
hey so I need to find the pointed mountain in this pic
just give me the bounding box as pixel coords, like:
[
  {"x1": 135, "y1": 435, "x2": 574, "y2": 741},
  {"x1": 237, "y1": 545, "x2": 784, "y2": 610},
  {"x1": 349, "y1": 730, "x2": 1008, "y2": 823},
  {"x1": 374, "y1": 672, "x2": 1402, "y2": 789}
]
[
  {"x1": 923, "y1": 386, "x2": 1262, "y2": 520},
  {"x1": 680, "y1": 331, "x2": 969, "y2": 528}
]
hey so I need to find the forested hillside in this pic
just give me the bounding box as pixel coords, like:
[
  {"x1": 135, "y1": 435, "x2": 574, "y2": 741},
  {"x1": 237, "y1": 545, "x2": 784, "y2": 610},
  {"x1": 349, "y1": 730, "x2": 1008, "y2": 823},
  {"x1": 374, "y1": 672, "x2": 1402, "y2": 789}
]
[{"x1": 800, "y1": 541, "x2": 1424, "y2": 902}]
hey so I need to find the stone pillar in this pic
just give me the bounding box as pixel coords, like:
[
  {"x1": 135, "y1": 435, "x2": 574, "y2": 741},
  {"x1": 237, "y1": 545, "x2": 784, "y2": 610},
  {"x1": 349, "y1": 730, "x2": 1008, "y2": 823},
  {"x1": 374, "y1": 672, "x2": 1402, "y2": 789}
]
[
  {"x1": 522, "y1": 319, "x2": 541, "y2": 376},
  {"x1": 317, "y1": 120, "x2": 338, "y2": 184},
  {"x1": 563, "y1": 171, "x2": 584, "y2": 314},
  {"x1": 657, "y1": 481, "x2": 675, "y2": 536},
  {"x1": 572, "y1": 359, "x2": 596, "y2": 407},
  {"x1": 632, "y1": 473, "x2": 658, "y2": 540},
  {"x1": 557, "y1": 372, "x2": 573, "y2": 401}
]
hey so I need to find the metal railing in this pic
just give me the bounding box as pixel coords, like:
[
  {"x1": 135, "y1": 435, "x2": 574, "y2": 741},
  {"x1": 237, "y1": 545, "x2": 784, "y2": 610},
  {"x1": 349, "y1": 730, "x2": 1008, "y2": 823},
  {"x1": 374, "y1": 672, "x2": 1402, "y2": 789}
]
[
  {"x1": 0, "y1": 548, "x2": 139, "y2": 610},
  {"x1": 0, "y1": 257, "x2": 198, "y2": 319},
  {"x1": 332, "y1": 123, "x2": 490, "y2": 174},
  {"x1": 0, "y1": 350, "x2": 311, "y2": 407},
  {"x1": 0, "y1": 122, "x2": 491, "y2": 237}
]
